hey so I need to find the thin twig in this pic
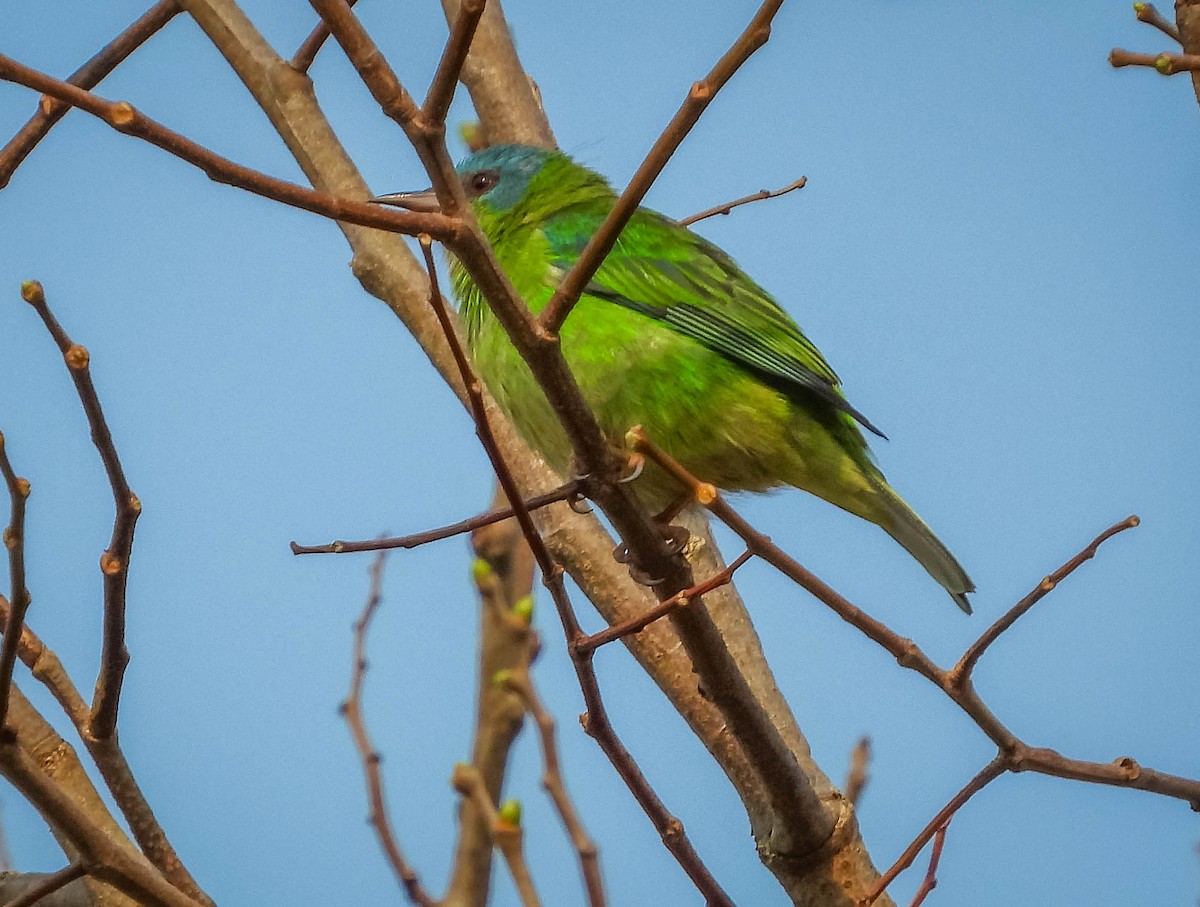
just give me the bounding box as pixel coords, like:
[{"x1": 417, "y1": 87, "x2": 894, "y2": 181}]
[
  {"x1": 538, "y1": 0, "x2": 786, "y2": 333},
  {"x1": 1109, "y1": 48, "x2": 1200, "y2": 74},
  {"x1": 20, "y1": 281, "x2": 138, "y2": 740},
  {"x1": 907, "y1": 822, "x2": 949, "y2": 907},
  {"x1": 341, "y1": 551, "x2": 435, "y2": 907},
  {"x1": 290, "y1": 480, "x2": 582, "y2": 555},
  {"x1": 844, "y1": 736, "x2": 871, "y2": 809},
  {"x1": 950, "y1": 516, "x2": 1140, "y2": 682},
  {"x1": 501, "y1": 672, "x2": 606, "y2": 907},
  {"x1": 678, "y1": 176, "x2": 806, "y2": 227},
  {"x1": 861, "y1": 759, "x2": 1004, "y2": 907},
  {"x1": 0, "y1": 0, "x2": 180, "y2": 190},
  {"x1": 451, "y1": 765, "x2": 541, "y2": 907},
  {"x1": 576, "y1": 549, "x2": 753, "y2": 654},
  {"x1": 0, "y1": 431, "x2": 30, "y2": 734},
  {"x1": 1134, "y1": 2, "x2": 1182, "y2": 42},
  {"x1": 0, "y1": 54, "x2": 458, "y2": 242},
  {"x1": 423, "y1": 0, "x2": 487, "y2": 125},
  {"x1": 290, "y1": 0, "x2": 360, "y2": 72},
  {"x1": 1, "y1": 861, "x2": 88, "y2": 907}
]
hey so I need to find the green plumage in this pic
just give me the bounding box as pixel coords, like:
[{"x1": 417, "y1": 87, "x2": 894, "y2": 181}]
[{"x1": 379, "y1": 145, "x2": 974, "y2": 611}]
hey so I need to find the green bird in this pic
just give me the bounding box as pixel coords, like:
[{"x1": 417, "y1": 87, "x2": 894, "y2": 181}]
[{"x1": 375, "y1": 144, "x2": 974, "y2": 612}]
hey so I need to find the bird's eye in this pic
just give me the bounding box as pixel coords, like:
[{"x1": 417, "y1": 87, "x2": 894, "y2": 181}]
[{"x1": 466, "y1": 169, "x2": 500, "y2": 197}]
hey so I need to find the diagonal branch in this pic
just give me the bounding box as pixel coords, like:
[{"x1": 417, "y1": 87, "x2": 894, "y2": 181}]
[
  {"x1": 0, "y1": 54, "x2": 458, "y2": 241},
  {"x1": 290, "y1": 0, "x2": 360, "y2": 72},
  {"x1": 678, "y1": 176, "x2": 806, "y2": 226},
  {"x1": 423, "y1": 0, "x2": 487, "y2": 125},
  {"x1": 0, "y1": 0, "x2": 181, "y2": 190},
  {"x1": 537, "y1": 0, "x2": 785, "y2": 333},
  {"x1": 1135, "y1": 2, "x2": 1182, "y2": 42},
  {"x1": 290, "y1": 480, "x2": 582, "y2": 555}
]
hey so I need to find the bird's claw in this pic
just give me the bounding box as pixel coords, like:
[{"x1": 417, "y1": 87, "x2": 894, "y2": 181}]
[
  {"x1": 567, "y1": 492, "x2": 593, "y2": 514},
  {"x1": 619, "y1": 453, "x2": 645, "y2": 484},
  {"x1": 610, "y1": 543, "x2": 665, "y2": 587}
]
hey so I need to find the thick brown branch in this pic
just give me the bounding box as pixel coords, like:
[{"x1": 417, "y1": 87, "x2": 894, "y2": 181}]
[
  {"x1": 0, "y1": 54, "x2": 458, "y2": 242},
  {"x1": 678, "y1": 176, "x2": 807, "y2": 227},
  {"x1": 0, "y1": 735, "x2": 204, "y2": 907},
  {"x1": 538, "y1": 0, "x2": 785, "y2": 333},
  {"x1": 0, "y1": 1, "x2": 180, "y2": 190}
]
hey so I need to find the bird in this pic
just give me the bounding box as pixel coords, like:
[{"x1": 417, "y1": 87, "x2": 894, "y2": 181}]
[{"x1": 374, "y1": 144, "x2": 974, "y2": 612}]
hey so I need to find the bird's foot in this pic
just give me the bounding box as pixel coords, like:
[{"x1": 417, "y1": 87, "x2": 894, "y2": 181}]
[{"x1": 610, "y1": 522, "x2": 690, "y2": 587}]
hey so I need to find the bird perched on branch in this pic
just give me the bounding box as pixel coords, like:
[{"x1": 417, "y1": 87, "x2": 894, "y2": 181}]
[{"x1": 374, "y1": 144, "x2": 974, "y2": 612}]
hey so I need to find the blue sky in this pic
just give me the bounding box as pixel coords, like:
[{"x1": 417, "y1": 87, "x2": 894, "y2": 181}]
[{"x1": 2, "y1": 2, "x2": 1198, "y2": 905}]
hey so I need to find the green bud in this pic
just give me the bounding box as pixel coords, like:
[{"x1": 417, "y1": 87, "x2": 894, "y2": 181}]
[
  {"x1": 471, "y1": 557, "x2": 492, "y2": 581},
  {"x1": 512, "y1": 595, "x2": 534, "y2": 623},
  {"x1": 492, "y1": 668, "x2": 513, "y2": 687},
  {"x1": 498, "y1": 799, "x2": 522, "y2": 828}
]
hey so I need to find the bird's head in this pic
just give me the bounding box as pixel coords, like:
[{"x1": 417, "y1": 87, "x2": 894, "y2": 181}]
[{"x1": 372, "y1": 144, "x2": 609, "y2": 219}]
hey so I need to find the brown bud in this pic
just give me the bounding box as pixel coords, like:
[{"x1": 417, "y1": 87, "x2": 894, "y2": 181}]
[
  {"x1": 65, "y1": 344, "x2": 90, "y2": 370},
  {"x1": 110, "y1": 101, "x2": 136, "y2": 127},
  {"x1": 100, "y1": 551, "x2": 122, "y2": 575}
]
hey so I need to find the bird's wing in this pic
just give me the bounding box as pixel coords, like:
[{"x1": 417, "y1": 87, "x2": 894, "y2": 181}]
[{"x1": 543, "y1": 208, "x2": 886, "y2": 438}]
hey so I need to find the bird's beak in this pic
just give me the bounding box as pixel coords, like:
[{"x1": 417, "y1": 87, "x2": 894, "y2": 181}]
[{"x1": 370, "y1": 188, "x2": 441, "y2": 212}]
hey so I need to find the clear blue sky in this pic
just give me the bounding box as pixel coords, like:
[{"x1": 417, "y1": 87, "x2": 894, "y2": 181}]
[{"x1": 2, "y1": 2, "x2": 1198, "y2": 905}]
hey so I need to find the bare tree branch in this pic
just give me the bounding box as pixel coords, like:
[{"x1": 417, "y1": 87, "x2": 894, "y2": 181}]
[
  {"x1": 452, "y1": 765, "x2": 541, "y2": 907},
  {"x1": 1109, "y1": 47, "x2": 1200, "y2": 73},
  {"x1": 0, "y1": 1, "x2": 181, "y2": 190},
  {"x1": 0, "y1": 56, "x2": 458, "y2": 241},
  {"x1": 290, "y1": 0, "x2": 359, "y2": 72},
  {"x1": 538, "y1": 0, "x2": 785, "y2": 333},
  {"x1": 0, "y1": 861, "x2": 87, "y2": 907},
  {"x1": 19, "y1": 281, "x2": 138, "y2": 740},
  {"x1": 679, "y1": 176, "x2": 806, "y2": 226},
  {"x1": 500, "y1": 671, "x2": 606, "y2": 907},
  {"x1": 0, "y1": 433, "x2": 31, "y2": 734},
  {"x1": 341, "y1": 552, "x2": 435, "y2": 906},
  {"x1": 290, "y1": 481, "x2": 583, "y2": 555},
  {"x1": 1135, "y1": 2, "x2": 1182, "y2": 41},
  {"x1": 423, "y1": 0, "x2": 487, "y2": 125}
]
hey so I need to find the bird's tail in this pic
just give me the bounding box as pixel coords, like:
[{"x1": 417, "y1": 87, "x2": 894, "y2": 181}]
[{"x1": 870, "y1": 480, "x2": 975, "y2": 613}]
